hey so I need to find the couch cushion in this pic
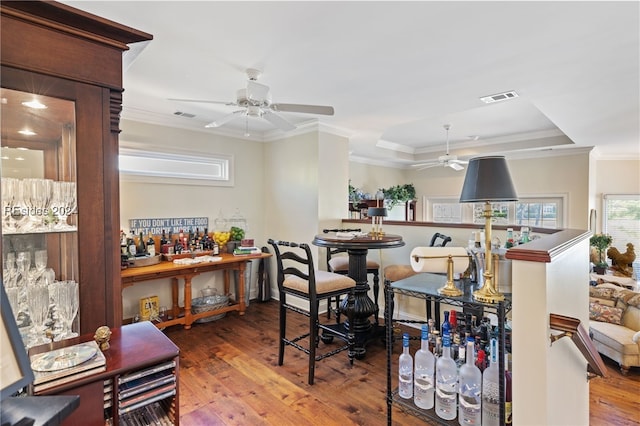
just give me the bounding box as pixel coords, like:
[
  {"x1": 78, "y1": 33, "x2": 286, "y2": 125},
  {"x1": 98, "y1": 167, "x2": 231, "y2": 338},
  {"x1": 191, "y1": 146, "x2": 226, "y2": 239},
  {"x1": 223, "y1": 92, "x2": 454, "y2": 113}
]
[
  {"x1": 589, "y1": 286, "x2": 618, "y2": 300},
  {"x1": 622, "y1": 305, "x2": 640, "y2": 331},
  {"x1": 589, "y1": 302, "x2": 624, "y2": 324},
  {"x1": 589, "y1": 321, "x2": 640, "y2": 356},
  {"x1": 590, "y1": 296, "x2": 616, "y2": 307}
]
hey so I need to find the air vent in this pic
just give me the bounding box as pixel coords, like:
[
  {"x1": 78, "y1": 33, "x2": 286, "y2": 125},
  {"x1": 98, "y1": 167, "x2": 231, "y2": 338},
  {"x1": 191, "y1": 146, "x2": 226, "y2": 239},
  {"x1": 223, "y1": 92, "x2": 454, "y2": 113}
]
[
  {"x1": 479, "y1": 91, "x2": 519, "y2": 104},
  {"x1": 173, "y1": 111, "x2": 196, "y2": 118}
]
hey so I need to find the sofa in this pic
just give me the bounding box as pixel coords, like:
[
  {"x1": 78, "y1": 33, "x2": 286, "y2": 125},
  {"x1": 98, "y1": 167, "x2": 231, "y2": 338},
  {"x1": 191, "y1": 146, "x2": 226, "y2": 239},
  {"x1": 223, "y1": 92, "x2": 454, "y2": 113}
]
[{"x1": 588, "y1": 283, "x2": 640, "y2": 374}]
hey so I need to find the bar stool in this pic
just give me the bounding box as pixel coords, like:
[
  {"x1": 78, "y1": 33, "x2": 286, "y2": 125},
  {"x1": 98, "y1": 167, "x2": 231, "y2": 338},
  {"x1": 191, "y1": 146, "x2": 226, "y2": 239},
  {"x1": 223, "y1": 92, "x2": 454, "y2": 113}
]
[{"x1": 268, "y1": 238, "x2": 356, "y2": 385}]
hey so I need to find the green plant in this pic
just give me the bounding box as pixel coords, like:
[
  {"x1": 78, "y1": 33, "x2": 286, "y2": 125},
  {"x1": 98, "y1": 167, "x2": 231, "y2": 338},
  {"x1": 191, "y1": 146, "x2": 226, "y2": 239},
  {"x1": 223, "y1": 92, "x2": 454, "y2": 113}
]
[
  {"x1": 348, "y1": 180, "x2": 362, "y2": 204},
  {"x1": 382, "y1": 184, "x2": 416, "y2": 209},
  {"x1": 590, "y1": 234, "x2": 613, "y2": 267}
]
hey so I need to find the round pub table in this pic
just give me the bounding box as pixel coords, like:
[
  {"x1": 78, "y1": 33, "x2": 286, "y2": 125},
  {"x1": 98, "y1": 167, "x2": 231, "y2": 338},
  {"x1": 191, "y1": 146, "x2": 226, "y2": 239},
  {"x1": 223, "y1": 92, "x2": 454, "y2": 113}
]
[{"x1": 313, "y1": 232, "x2": 404, "y2": 357}]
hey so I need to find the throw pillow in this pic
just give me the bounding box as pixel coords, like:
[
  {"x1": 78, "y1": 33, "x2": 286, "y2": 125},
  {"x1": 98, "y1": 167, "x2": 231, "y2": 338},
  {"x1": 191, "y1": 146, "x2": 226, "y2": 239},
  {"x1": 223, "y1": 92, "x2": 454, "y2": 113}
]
[
  {"x1": 617, "y1": 289, "x2": 640, "y2": 308},
  {"x1": 589, "y1": 301, "x2": 624, "y2": 325},
  {"x1": 589, "y1": 286, "x2": 617, "y2": 300}
]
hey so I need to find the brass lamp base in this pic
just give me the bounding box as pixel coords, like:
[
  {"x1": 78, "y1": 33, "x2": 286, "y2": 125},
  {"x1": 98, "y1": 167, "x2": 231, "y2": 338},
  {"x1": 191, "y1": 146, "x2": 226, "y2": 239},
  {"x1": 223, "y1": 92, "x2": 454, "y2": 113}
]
[
  {"x1": 473, "y1": 277, "x2": 505, "y2": 303},
  {"x1": 437, "y1": 255, "x2": 463, "y2": 297}
]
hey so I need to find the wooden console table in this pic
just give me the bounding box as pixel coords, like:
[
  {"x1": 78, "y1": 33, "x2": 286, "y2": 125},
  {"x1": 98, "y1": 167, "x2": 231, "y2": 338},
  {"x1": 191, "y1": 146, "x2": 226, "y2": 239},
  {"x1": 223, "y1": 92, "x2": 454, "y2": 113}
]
[{"x1": 121, "y1": 253, "x2": 271, "y2": 329}]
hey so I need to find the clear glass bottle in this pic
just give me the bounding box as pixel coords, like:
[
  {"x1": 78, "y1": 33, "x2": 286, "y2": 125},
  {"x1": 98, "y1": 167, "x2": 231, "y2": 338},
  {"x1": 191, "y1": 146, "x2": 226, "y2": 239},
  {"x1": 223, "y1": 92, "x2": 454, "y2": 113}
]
[
  {"x1": 435, "y1": 331, "x2": 458, "y2": 420},
  {"x1": 147, "y1": 232, "x2": 156, "y2": 256},
  {"x1": 482, "y1": 338, "x2": 500, "y2": 426},
  {"x1": 414, "y1": 325, "x2": 435, "y2": 409},
  {"x1": 399, "y1": 333, "x2": 413, "y2": 399},
  {"x1": 459, "y1": 341, "x2": 482, "y2": 425},
  {"x1": 137, "y1": 231, "x2": 146, "y2": 255}
]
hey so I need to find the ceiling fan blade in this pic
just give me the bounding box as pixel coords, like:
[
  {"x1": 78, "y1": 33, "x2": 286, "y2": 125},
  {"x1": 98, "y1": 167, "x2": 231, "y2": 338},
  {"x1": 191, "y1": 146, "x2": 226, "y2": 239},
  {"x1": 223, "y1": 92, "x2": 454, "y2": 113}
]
[
  {"x1": 246, "y1": 81, "x2": 271, "y2": 103},
  {"x1": 271, "y1": 103, "x2": 334, "y2": 115},
  {"x1": 262, "y1": 110, "x2": 296, "y2": 131},
  {"x1": 449, "y1": 162, "x2": 465, "y2": 171},
  {"x1": 169, "y1": 98, "x2": 237, "y2": 106},
  {"x1": 415, "y1": 163, "x2": 441, "y2": 171},
  {"x1": 204, "y1": 110, "x2": 245, "y2": 128}
]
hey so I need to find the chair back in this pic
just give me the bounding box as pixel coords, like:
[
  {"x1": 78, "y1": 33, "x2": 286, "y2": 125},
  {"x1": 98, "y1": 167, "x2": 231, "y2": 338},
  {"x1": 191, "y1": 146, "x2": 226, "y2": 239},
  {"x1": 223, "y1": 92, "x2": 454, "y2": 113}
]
[
  {"x1": 429, "y1": 232, "x2": 452, "y2": 247},
  {"x1": 268, "y1": 239, "x2": 316, "y2": 295}
]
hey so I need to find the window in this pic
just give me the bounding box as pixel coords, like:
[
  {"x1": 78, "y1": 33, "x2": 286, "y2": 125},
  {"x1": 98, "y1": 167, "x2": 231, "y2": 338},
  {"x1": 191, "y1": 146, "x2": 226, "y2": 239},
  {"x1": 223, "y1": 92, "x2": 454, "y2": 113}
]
[
  {"x1": 603, "y1": 194, "x2": 640, "y2": 250},
  {"x1": 119, "y1": 147, "x2": 233, "y2": 186},
  {"x1": 426, "y1": 195, "x2": 564, "y2": 229}
]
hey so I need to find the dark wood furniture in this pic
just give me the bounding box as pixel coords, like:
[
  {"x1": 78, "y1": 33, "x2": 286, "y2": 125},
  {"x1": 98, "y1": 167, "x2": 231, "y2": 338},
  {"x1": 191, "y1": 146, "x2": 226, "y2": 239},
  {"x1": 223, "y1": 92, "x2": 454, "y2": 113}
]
[
  {"x1": 121, "y1": 253, "x2": 271, "y2": 329},
  {"x1": 0, "y1": 395, "x2": 79, "y2": 426},
  {"x1": 29, "y1": 321, "x2": 179, "y2": 426},
  {"x1": 312, "y1": 233, "x2": 404, "y2": 357},
  {"x1": 384, "y1": 273, "x2": 511, "y2": 426},
  {"x1": 0, "y1": 1, "x2": 152, "y2": 332},
  {"x1": 268, "y1": 239, "x2": 356, "y2": 385}
]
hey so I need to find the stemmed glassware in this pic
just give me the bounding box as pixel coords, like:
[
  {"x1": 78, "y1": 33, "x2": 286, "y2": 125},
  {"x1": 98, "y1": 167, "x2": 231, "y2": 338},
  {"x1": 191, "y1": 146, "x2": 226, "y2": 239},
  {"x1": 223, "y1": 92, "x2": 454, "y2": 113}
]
[
  {"x1": 52, "y1": 181, "x2": 77, "y2": 230},
  {"x1": 26, "y1": 282, "x2": 50, "y2": 347},
  {"x1": 49, "y1": 280, "x2": 79, "y2": 340},
  {"x1": 1, "y1": 177, "x2": 19, "y2": 233}
]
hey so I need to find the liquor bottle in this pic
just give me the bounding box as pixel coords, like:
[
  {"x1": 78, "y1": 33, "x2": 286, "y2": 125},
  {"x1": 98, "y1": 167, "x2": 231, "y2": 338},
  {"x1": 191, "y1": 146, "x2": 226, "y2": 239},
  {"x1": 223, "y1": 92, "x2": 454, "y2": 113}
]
[
  {"x1": 147, "y1": 233, "x2": 156, "y2": 256},
  {"x1": 128, "y1": 230, "x2": 137, "y2": 257},
  {"x1": 120, "y1": 230, "x2": 128, "y2": 255},
  {"x1": 435, "y1": 331, "x2": 457, "y2": 420},
  {"x1": 505, "y1": 228, "x2": 514, "y2": 248},
  {"x1": 475, "y1": 349, "x2": 487, "y2": 372},
  {"x1": 455, "y1": 344, "x2": 466, "y2": 372},
  {"x1": 137, "y1": 232, "x2": 146, "y2": 256},
  {"x1": 442, "y1": 311, "x2": 451, "y2": 337},
  {"x1": 399, "y1": 333, "x2": 413, "y2": 399},
  {"x1": 458, "y1": 341, "x2": 482, "y2": 425},
  {"x1": 482, "y1": 339, "x2": 500, "y2": 426},
  {"x1": 505, "y1": 354, "x2": 512, "y2": 425},
  {"x1": 160, "y1": 230, "x2": 168, "y2": 247},
  {"x1": 414, "y1": 325, "x2": 435, "y2": 409},
  {"x1": 174, "y1": 237, "x2": 183, "y2": 254},
  {"x1": 450, "y1": 310, "x2": 458, "y2": 331}
]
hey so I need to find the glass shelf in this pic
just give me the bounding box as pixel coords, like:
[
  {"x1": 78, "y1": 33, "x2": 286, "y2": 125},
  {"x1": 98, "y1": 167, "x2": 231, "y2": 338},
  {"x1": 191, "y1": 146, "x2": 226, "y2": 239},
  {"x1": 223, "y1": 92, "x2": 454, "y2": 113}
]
[{"x1": 1, "y1": 87, "x2": 79, "y2": 349}]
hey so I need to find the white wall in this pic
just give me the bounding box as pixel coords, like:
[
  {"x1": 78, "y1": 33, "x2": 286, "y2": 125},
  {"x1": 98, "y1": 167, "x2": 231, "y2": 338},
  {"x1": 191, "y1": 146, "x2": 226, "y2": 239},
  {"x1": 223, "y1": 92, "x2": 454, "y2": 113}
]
[{"x1": 118, "y1": 119, "x2": 266, "y2": 318}]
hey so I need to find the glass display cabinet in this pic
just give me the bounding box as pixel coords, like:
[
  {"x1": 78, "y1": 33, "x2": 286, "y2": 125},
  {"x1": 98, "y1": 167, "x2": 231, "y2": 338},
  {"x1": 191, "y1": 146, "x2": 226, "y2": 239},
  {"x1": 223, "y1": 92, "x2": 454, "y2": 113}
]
[
  {"x1": 1, "y1": 1, "x2": 152, "y2": 351},
  {"x1": 1, "y1": 88, "x2": 80, "y2": 348}
]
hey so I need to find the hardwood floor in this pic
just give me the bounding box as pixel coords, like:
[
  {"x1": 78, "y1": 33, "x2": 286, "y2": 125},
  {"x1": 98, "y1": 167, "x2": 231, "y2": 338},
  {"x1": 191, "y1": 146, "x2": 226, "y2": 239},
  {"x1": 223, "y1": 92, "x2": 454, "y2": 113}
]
[{"x1": 164, "y1": 300, "x2": 639, "y2": 425}]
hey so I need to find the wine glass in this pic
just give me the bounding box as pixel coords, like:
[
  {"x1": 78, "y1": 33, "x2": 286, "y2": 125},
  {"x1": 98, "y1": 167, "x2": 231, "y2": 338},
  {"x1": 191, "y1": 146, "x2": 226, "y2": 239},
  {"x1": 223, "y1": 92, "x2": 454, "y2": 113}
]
[
  {"x1": 50, "y1": 280, "x2": 79, "y2": 339},
  {"x1": 26, "y1": 283, "x2": 50, "y2": 347},
  {"x1": 52, "y1": 181, "x2": 77, "y2": 230},
  {"x1": 33, "y1": 249, "x2": 47, "y2": 280},
  {"x1": 1, "y1": 177, "x2": 18, "y2": 232}
]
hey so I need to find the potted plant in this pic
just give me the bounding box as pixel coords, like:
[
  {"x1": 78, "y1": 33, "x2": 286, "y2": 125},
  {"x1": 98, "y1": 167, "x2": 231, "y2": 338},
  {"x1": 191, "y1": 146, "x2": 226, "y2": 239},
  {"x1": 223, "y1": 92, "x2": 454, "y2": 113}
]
[
  {"x1": 382, "y1": 184, "x2": 416, "y2": 209},
  {"x1": 590, "y1": 234, "x2": 613, "y2": 274}
]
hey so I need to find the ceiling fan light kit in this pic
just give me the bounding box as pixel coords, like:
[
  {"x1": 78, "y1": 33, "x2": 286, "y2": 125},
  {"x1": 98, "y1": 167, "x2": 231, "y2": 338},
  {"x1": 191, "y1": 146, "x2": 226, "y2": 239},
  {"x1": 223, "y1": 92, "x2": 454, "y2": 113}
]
[{"x1": 171, "y1": 68, "x2": 334, "y2": 133}]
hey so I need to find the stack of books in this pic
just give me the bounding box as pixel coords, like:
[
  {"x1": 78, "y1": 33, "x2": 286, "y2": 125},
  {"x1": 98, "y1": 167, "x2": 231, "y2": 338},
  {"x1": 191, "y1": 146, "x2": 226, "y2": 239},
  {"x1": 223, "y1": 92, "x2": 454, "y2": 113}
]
[
  {"x1": 30, "y1": 340, "x2": 106, "y2": 393},
  {"x1": 233, "y1": 246, "x2": 261, "y2": 256}
]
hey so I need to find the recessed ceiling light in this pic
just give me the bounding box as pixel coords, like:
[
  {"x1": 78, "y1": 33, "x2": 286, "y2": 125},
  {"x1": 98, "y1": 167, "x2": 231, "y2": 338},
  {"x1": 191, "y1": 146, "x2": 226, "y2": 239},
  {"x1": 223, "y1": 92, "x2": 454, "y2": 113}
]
[
  {"x1": 18, "y1": 130, "x2": 36, "y2": 136},
  {"x1": 16, "y1": 147, "x2": 29, "y2": 150},
  {"x1": 22, "y1": 100, "x2": 47, "y2": 109},
  {"x1": 1, "y1": 156, "x2": 9, "y2": 160},
  {"x1": 479, "y1": 90, "x2": 519, "y2": 104},
  {"x1": 15, "y1": 157, "x2": 25, "y2": 161}
]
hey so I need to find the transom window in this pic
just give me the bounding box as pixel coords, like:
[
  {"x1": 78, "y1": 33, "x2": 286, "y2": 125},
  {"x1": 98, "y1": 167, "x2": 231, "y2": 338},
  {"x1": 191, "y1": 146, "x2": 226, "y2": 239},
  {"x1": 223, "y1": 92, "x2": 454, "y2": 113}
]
[{"x1": 426, "y1": 196, "x2": 565, "y2": 229}]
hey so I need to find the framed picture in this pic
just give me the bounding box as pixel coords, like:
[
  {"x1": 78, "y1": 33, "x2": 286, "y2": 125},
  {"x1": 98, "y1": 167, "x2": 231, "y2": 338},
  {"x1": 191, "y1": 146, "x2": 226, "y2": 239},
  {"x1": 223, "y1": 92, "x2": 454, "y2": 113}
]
[
  {"x1": 140, "y1": 295, "x2": 159, "y2": 320},
  {"x1": 0, "y1": 283, "x2": 34, "y2": 400}
]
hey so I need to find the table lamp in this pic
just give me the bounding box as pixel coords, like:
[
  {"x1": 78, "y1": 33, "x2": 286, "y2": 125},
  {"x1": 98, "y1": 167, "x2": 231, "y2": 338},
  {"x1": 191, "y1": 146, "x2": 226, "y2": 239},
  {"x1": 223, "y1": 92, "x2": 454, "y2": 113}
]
[
  {"x1": 367, "y1": 207, "x2": 387, "y2": 238},
  {"x1": 459, "y1": 156, "x2": 518, "y2": 303}
]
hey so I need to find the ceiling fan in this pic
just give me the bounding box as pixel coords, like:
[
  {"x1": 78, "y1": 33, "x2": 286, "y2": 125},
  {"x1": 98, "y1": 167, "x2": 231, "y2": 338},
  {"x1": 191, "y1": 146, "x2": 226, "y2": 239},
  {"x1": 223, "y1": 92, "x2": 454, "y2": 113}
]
[
  {"x1": 412, "y1": 124, "x2": 469, "y2": 171},
  {"x1": 169, "y1": 68, "x2": 334, "y2": 133}
]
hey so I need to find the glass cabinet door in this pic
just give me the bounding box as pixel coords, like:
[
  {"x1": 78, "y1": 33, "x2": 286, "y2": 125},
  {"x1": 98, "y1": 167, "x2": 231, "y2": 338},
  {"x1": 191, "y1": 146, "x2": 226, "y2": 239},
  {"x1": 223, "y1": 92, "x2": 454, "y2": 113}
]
[{"x1": 1, "y1": 87, "x2": 79, "y2": 349}]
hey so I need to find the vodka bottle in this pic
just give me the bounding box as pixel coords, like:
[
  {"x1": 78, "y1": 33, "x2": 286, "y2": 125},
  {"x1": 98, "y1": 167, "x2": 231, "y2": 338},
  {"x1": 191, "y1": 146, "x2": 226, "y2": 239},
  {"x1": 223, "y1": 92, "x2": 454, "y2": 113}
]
[
  {"x1": 399, "y1": 333, "x2": 413, "y2": 399},
  {"x1": 414, "y1": 325, "x2": 435, "y2": 409},
  {"x1": 442, "y1": 310, "x2": 451, "y2": 336},
  {"x1": 435, "y1": 331, "x2": 458, "y2": 420},
  {"x1": 458, "y1": 341, "x2": 482, "y2": 425},
  {"x1": 482, "y1": 339, "x2": 500, "y2": 426}
]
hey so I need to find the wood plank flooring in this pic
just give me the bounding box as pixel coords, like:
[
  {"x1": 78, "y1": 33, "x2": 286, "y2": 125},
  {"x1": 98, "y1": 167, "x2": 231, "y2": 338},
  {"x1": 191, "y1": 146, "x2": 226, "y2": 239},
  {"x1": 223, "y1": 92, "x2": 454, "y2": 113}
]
[{"x1": 164, "y1": 300, "x2": 639, "y2": 425}]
